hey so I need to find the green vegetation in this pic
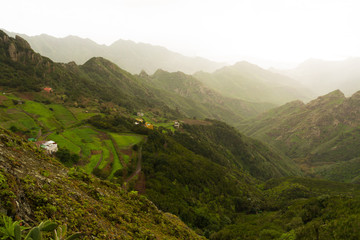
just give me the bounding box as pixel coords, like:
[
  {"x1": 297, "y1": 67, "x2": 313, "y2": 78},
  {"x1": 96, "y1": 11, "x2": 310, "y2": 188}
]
[
  {"x1": 0, "y1": 217, "x2": 81, "y2": 240},
  {"x1": 110, "y1": 133, "x2": 143, "y2": 148},
  {"x1": 55, "y1": 148, "x2": 80, "y2": 167}
]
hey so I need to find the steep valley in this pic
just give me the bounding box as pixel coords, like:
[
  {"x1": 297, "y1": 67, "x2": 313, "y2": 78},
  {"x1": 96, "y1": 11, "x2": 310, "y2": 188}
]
[{"x1": 2, "y1": 30, "x2": 360, "y2": 240}]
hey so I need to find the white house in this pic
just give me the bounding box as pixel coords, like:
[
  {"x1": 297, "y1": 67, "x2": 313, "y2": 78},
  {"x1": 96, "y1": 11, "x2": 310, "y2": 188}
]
[{"x1": 41, "y1": 140, "x2": 58, "y2": 154}]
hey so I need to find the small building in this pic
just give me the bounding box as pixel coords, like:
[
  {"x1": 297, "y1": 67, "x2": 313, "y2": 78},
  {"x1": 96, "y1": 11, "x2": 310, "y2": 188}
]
[
  {"x1": 174, "y1": 121, "x2": 180, "y2": 128},
  {"x1": 137, "y1": 112, "x2": 144, "y2": 117},
  {"x1": 135, "y1": 118, "x2": 144, "y2": 123},
  {"x1": 135, "y1": 118, "x2": 144, "y2": 125},
  {"x1": 145, "y1": 122, "x2": 154, "y2": 130},
  {"x1": 43, "y1": 87, "x2": 53, "y2": 93},
  {"x1": 40, "y1": 140, "x2": 58, "y2": 154}
]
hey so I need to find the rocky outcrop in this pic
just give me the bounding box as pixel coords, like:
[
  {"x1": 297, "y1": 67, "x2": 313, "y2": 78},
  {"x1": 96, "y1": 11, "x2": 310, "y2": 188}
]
[{"x1": 0, "y1": 30, "x2": 50, "y2": 66}]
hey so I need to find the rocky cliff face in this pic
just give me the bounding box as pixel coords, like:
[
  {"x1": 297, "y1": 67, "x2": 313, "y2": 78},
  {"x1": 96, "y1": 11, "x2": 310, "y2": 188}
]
[{"x1": 0, "y1": 30, "x2": 52, "y2": 72}]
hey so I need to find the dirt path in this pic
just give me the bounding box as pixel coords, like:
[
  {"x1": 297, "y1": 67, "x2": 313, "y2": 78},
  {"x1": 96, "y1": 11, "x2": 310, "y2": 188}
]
[
  {"x1": 93, "y1": 150, "x2": 104, "y2": 169},
  {"x1": 20, "y1": 109, "x2": 52, "y2": 140},
  {"x1": 36, "y1": 128, "x2": 42, "y2": 139},
  {"x1": 124, "y1": 145, "x2": 142, "y2": 184}
]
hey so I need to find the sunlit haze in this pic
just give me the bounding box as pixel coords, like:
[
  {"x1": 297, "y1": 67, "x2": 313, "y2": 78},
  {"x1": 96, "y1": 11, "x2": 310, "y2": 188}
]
[{"x1": 2, "y1": 0, "x2": 360, "y2": 68}]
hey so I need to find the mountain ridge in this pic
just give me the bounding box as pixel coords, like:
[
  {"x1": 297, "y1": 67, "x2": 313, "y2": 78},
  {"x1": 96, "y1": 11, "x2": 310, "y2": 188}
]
[{"x1": 2, "y1": 29, "x2": 225, "y2": 74}]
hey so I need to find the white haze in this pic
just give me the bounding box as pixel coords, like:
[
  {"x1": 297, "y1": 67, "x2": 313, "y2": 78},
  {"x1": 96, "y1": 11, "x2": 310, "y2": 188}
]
[{"x1": 1, "y1": 0, "x2": 360, "y2": 69}]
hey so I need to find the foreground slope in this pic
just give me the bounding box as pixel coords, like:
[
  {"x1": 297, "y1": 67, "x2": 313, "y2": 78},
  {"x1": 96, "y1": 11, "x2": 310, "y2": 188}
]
[
  {"x1": 240, "y1": 90, "x2": 360, "y2": 181},
  {"x1": 0, "y1": 127, "x2": 204, "y2": 239}
]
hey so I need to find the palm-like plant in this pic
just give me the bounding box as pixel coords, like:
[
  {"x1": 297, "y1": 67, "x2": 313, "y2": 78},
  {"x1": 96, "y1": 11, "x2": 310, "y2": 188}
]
[
  {"x1": 0, "y1": 216, "x2": 28, "y2": 240},
  {"x1": 53, "y1": 225, "x2": 82, "y2": 240},
  {"x1": 0, "y1": 216, "x2": 81, "y2": 240}
]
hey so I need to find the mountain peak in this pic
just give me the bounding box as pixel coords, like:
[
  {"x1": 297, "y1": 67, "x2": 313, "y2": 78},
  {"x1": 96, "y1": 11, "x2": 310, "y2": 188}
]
[
  {"x1": 350, "y1": 90, "x2": 360, "y2": 101},
  {"x1": 232, "y1": 61, "x2": 262, "y2": 70},
  {"x1": 307, "y1": 89, "x2": 345, "y2": 108},
  {"x1": 324, "y1": 89, "x2": 345, "y2": 98},
  {"x1": 84, "y1": 56, "x2": 117, "y2": 67},
  {"x1": 0, "y1": 31, "x2": 45, "y2": 64},
  {"x1": 15, "y1": 35, "x2": 31, "y2": 49}
]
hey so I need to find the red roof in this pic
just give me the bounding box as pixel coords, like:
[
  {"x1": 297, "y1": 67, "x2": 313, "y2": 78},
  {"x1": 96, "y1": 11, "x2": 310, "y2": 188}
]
[{"x1": 43, "y1": 88, "x2": 52, "y2": 93}]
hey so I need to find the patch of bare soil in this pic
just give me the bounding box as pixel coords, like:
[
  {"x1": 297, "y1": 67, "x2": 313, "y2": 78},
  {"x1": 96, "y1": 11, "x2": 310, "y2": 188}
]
[
  {"x1": 0, "y1": 95, "x2": 7, "y2": 104},
  {"x1": 102, "y1": 151, "x2": 114, "y2": 175},
  {"x1": 97, "y1": 131, "x2": 110, "y2": 140},
  {"x1": 91, "y1": 150, "x2": 102, "y2": 155},
  {"x1": 17, "y1": 92, "x2": 34, "y2": 100},
  {"x1": 120, "y1": 148, "x2": 133, "y2": 158}
]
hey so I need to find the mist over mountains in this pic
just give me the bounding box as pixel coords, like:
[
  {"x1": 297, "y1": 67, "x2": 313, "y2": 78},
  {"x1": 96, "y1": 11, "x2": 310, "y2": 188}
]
[
  {"x1": 194, "y1": 61, "x2": 314, "y2": 105},
  {"x1": 3, "y1": 29, "x2": 225, "y2": 75},
  {"x1": 278, "y1": 58, "x2": 360, "y2": 96}
]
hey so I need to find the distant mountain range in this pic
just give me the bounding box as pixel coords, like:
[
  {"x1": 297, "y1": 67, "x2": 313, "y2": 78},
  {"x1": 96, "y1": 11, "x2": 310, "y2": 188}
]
[
  {"x1": 194, "y1": 61, "x2": 314, "y2": 105},
  {"x1": 278, "y1": 58, "x2": 360, "y2": 96},
  {"x1": 2, "y1": 29, "x2": 225, "y2": 74}
]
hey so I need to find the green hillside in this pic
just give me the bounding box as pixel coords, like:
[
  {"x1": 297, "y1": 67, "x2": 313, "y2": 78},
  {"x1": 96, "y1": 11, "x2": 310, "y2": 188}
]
[
  {"x1": 143, "y1": 69, "x2": 275, "y2": 120},
  {"x1": 240, "y1": 90, "x2": 360, "y2": 182}
]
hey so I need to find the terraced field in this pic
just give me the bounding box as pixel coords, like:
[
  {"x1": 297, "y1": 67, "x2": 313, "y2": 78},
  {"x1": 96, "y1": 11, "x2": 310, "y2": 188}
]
[{"x1": 0, "y1": 93, "x2": 146, "y2": 179}]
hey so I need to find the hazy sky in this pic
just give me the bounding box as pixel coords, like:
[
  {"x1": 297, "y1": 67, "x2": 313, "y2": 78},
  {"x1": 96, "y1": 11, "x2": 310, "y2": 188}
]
[{"x1": 2, "y1": 0, "x2": 360, "y2": 68}]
